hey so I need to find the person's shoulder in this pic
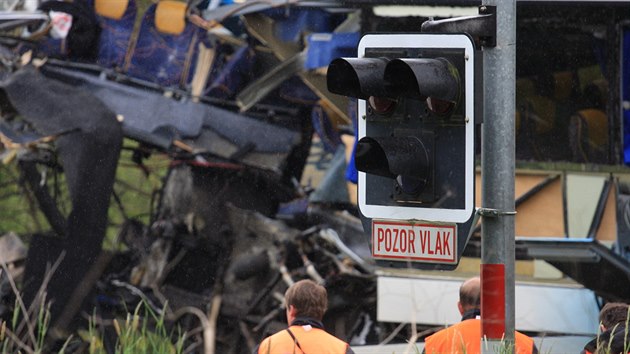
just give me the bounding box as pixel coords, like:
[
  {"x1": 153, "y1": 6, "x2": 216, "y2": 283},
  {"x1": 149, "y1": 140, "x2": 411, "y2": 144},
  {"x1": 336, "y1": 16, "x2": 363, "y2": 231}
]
[
  {"x1": 257, "y1": 330, "x2": 291, "y2": 348},
  {"x1": 459, "y1": 318, "x2": 481, "y2": 327},
  {"x1": 514, "y1": 330, "x2": 539, "y2": 353},
  {"x1": 319, "y1": 327, "x2": 351, "y2": 346},
  {"x1": 447, "y1": 318, "x2": 481, "y2": 333},
  {"x1": 427, "y1": 319, "x2": 480, "y2": 340},
  {"x1": 515, "y1": 330, "x2": 535, "y2": 341},
  {"x1": 255, "y1": 329, "x2": 297, "y2": 354},
  {"x1": 303, "y1": 327, "x2": 352, "y2": 352},
  {"x1": 424, "y1": 325, "x2": 446, "y2": 342}
]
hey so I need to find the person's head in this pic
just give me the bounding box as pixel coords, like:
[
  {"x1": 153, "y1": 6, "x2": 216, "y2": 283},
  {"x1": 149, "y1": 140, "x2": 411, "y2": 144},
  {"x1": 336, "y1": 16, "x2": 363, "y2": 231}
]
[
  {"x1": 284, "y1": 279, "x2": 328, "y2": 324},
  {"x1": 457, "y1": 276, "x2": 481, "y2": 315},
  {"x1": 596, "y1": 319, "x2": 630, "y2": 354},
  {"x1": 599, "y1": 302, "x2": 630, "y2": 331}
]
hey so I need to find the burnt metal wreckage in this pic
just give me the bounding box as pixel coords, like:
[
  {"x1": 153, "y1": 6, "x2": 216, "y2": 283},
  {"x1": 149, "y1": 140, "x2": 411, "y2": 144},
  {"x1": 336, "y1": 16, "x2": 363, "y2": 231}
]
[
  {"x1": 0, "y1": 1, "x2": 383, "y2": 353},
  {"x1": 3, "y1": 0, "x2": 630, "y2": 353}
]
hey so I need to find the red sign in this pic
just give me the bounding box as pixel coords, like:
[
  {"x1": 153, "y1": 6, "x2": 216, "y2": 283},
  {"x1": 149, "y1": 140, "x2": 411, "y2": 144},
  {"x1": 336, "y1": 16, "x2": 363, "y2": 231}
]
[{"x1": 372, "y1": 219, "x2": 457, "y2": 263}]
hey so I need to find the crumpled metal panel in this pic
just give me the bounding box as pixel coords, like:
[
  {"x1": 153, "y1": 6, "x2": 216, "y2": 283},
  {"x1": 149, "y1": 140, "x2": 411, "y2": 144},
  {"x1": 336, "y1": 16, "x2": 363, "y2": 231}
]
[
  {"x1": 0, "y1": 65, "x2": 123, "y2": 326},
  {"x1": 40, "y1": 63, "x2": 302, "y2": 172}
]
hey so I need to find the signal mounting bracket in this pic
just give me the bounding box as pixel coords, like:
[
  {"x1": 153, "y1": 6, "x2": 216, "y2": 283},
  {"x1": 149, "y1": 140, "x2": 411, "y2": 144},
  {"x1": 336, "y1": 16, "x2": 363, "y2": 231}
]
[{"x1": 421, "y1": 5, "x2": 497, "y2": 49}]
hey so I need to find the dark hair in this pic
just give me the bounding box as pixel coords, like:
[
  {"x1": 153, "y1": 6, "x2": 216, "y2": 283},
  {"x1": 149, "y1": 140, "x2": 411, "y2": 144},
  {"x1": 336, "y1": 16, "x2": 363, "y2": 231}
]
[
  {"x1": 600, "y1": 302, "x2": 630, "y2": 330},
  {"x1": 285, "y1": 279, "x2": 328, "y2": 320}
]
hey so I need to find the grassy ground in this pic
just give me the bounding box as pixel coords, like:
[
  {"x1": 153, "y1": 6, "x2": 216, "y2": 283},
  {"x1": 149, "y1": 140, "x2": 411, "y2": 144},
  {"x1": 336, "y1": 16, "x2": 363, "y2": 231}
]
[
  {"x1": 0, "y1": 141, "x2": 178, "y2": 352},
  {"x1": 104, "y1": 142, "x2": 170, "y2": 248},
  {"x1": 0, "y1": 139, "x2": 169, "y2": 249}
]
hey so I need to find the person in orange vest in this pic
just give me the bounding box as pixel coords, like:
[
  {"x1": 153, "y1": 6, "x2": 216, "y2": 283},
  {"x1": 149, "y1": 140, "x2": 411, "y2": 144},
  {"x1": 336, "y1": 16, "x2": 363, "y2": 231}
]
[
  {"x1": 253, "y1": 279, "x2": 355, "y2": 354},
  {"x1": 423, "y1": 276, "x2": 538, "y2": 354},
  {"x1": 582, "y1": 302, "x2": 630, "y2": 354}
]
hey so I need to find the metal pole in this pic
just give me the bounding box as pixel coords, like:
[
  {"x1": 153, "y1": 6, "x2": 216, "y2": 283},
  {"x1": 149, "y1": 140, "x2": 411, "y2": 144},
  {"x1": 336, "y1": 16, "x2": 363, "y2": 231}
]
[{"x1": 481, "y1": 0, "x2": 516, "y2": 352}]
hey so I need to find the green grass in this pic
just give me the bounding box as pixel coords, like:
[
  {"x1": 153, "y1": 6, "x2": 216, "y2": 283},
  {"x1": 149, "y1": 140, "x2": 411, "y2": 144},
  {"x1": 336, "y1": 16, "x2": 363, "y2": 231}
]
[
  {"x1": 0, "y1": 162, "x2": 50, "y2": 237},
  {"x1": 85, "y1": 302, "x2": 186, "y2": 354},
  {"x1": 1, "y1": 259, "x2": 186, "y2": 354},
  {"x1": 0, "y1": 139, "x2": 169, "y2": 249},
  {"x1": 0, "y1": 139, "x2": 188, "y2": 353},
  {"x1": 104, "y1": 142, "x2": 170, "y2": 249}
]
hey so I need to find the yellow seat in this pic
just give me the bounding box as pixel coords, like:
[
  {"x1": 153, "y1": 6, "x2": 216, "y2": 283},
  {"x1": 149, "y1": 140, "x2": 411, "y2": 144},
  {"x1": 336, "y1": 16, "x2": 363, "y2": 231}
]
[
  {"x1": 94, "y1": 0, "x2": 130, "y2": 20},
  {"x1": 579, "y1": 109, "x2": 608, "y2": 147},
  {"x1": 155, "y1": 1, "x2": 187, "y2": 35},
  {"x1": 569, "y1": 109, "x2": 608, "y2": 163}
]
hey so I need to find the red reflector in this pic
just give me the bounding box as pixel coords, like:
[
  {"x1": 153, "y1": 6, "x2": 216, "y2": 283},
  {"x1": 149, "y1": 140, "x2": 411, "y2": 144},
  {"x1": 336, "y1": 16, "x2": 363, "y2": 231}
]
[
  {"x1": 427, "y1": 97, "x2": 455, "y2": 116},
  {"x1": 368, "y1": 96, "x2": 396, "y2": 114}
]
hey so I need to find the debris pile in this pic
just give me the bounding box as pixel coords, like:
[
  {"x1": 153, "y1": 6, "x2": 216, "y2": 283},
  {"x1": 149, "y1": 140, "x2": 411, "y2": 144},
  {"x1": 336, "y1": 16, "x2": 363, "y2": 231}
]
[{"x1": 0, "y1": 2, "x2": 384, "y2": 352}]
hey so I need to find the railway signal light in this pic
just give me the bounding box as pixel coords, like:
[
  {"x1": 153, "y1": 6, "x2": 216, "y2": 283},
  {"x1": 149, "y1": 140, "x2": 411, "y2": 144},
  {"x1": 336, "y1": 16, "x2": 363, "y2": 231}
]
[
  {"x1": 327, "y1": 33, "x2": 476, "y2": 225},
  {"x1": 327, "y1": 34, "x2": 478, "y2": 268}
]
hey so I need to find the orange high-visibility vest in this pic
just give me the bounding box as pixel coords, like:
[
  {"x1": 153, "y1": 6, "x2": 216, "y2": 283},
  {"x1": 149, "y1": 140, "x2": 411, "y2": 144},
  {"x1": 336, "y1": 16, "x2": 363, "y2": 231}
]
[
  {"x1": 424, "y1": 318, "x2": 536, "y2": 354},
  {"x1": 257, "y1": 324, "x2": 350, "y2": 354}
]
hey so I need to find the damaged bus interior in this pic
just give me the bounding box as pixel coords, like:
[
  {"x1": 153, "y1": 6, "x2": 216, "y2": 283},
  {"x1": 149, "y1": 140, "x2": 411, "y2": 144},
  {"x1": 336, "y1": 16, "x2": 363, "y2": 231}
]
[{"x1": 0, "y1": 0, "x2": 630, "y2": 352}]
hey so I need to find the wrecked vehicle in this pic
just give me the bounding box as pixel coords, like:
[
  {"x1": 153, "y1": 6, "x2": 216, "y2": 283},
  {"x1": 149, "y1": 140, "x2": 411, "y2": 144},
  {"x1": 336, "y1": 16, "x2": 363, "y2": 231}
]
[
  {"x1": 4, "y1": 0, "x2": 630, "y2": 353},
  {"x1": 0, "y1": 0, "x2": 383, "y2": 352}
]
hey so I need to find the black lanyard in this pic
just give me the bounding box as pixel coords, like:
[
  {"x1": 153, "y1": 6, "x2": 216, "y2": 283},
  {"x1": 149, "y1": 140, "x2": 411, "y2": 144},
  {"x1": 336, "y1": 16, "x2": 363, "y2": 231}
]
[{"x1": 286, "y1": 328, "x2": 306, "y2": 354}]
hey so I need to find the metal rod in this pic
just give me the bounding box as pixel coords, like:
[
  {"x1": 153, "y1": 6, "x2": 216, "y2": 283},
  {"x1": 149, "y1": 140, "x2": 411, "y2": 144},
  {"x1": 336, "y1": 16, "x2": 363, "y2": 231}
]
[
  {"x1": 514, "y1": 174, "x2": 560, "y2": 208},
  {"x1": 480, "y1": 0, "x2": 516, "y2": 351},
  {"x1": 587, "y1": 177, "x2": 612, "y2": 239}
]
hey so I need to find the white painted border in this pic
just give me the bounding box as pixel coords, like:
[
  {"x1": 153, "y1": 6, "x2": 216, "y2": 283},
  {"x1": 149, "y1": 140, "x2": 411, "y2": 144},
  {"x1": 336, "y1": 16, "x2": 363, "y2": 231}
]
[{"x1": 357, "y1": 34, "x2": 475, "y2": 223}]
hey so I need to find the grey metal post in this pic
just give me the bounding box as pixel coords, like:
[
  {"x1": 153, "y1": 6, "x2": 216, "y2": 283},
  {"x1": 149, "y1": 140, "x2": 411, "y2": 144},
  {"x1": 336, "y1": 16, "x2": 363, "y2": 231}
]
[{"x1": 481, "y1": 0, "x2": 516, "y2": 352}]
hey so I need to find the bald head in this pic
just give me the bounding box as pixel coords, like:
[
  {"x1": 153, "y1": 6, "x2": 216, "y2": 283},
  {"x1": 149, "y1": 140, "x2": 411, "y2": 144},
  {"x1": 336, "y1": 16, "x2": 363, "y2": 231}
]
[{"x1": 459, "y1": 276, "x2": 481, "y2": 312}]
